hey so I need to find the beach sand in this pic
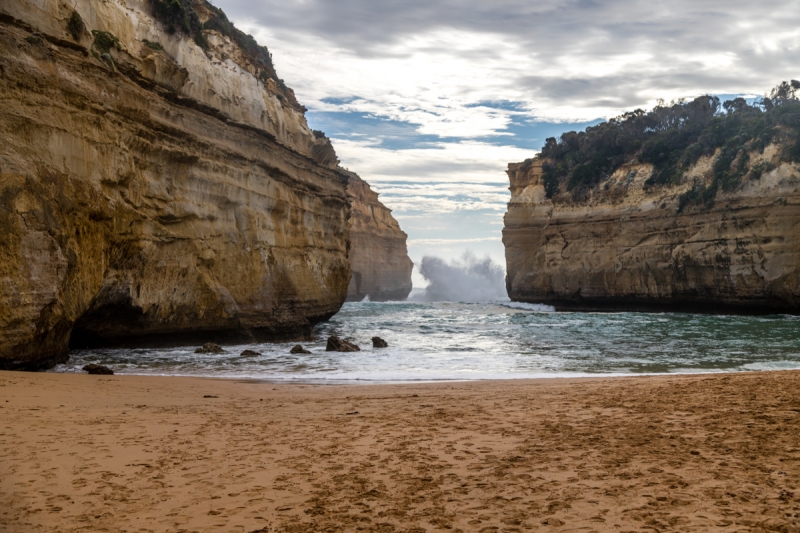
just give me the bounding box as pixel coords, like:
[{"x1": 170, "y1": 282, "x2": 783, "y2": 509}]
[{"x1": 1, "y1": 370, "x2": 799, "y2": 532}]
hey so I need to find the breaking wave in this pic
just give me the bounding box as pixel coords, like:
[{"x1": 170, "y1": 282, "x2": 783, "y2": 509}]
[
  {"x1": 411, "y1": 251, "x2": 507, "y2": 302},
  {"x1": 499, "y1": 301, "x2": 556, "y2": 312}
]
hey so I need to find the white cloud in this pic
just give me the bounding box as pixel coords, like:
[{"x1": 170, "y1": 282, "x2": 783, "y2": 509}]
[
  {"x1": 330, "y1": 138, "x2": 529, "y2": 217},
  {"x1": 332, "y1": 138, "x2": 531, "y2": 185},
  {"x1": 226, "y1": 0, "x2": 800, "y2": 127},
  {"x1": 408, "y1": 237, "x2": 500, "y2": 245}
]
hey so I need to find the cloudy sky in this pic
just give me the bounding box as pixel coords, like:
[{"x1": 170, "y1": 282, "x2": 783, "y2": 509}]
[{"x1": 212, "y1": 0, "x2": 800, "y2": 284}]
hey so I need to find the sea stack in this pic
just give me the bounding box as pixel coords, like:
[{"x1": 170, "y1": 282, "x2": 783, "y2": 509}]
[
  {"x1": 503, "y1": 92, "x2": 800, "y2": 314},
  {"x1": 344, "y1": 171, "x2": 413, "y2": 302},
  {"x1": 0, "y1": 0, "x2": 353, "y2": 369}
]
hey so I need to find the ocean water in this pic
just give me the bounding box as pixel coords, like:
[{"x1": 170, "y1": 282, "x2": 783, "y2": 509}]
[{"x1": 55, "y1": 301, "x2": 800, "y2": 382}]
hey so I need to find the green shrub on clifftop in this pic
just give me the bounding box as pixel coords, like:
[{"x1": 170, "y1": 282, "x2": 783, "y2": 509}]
[
  {"x1": 148, "y1": 0, "x2": 208, "y2": 49},
  {"x1": 539, "y1": 81, "x2": 800, "y2": 202},
  {"x1": 144, "y1": 0, "x2": 293, "y2": 105},
  {"x1": 200, "y1": 2, "x2": 276, "y2": 79}
]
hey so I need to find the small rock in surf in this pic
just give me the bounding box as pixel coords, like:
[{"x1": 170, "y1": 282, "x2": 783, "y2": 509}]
[
  {"x1": 82, "y1": 364, "x2": 113, "y2": 375},
  {"x1": 326, "y1": 336, "x2": 360, "y2": 352},
  {"x1": 372, "y1": 336, "x2": 389, "y2": 348},
  {"x1": 195, "y1": 343, "x2": 225, "y2": 354},
  {"x1": 290, "y1": 345, "x2": 311, "y2": 354},
  {"x1": 240, "y1": 350, "x2": 260, "y2": 357}
]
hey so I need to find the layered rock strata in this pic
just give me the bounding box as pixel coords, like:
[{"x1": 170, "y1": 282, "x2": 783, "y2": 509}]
[
  {"x1": 0, "y1": 0, "x2": 352, "y2": 370},
  {"x1": 503, "y1": 146, "x2": 800, "y2": 313},
  {"x1": 345, "y1": 172, "x2": 413, "y2": 301}
]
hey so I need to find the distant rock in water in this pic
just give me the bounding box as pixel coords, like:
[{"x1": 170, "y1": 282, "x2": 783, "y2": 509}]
[
  {"x1": 240, "y1": 350, "x2": 261, "y2": 357},
  {"x1": 326, "y1": 336, "x2": 360, "y2": 352},
  {"x1": 83, "y1": 364, "x2": 113, "y2": 375},
  {"x1": 196, "y1": 343, "x2": 225, "y2": 354},
  {"x1": 372, "y1": 337, "x2": 389, "y2": 348},
  {"x1": 0, "y1": 0, "x2": 354, "y2": 371},
  {"x1": 503, "y1": 86, "x2": 800, "y2": 313},
  {"x1": 290, "y1": 345, "x2": 311, "y2": 354},
  {"x1": 344, "y1": 172, "x2": 413, "y2": 302}
]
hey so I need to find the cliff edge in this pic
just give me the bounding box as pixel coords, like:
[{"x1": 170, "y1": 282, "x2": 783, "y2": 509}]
[
  {"x1": 0, "y1": 0, "x2": 351, "y2": 369},
  {"x1": 344, "y1": 172, "x2": 413, "y2": 301},
  {"x1": 503, "y1": 88, "x2": 800, "y2": 313}
]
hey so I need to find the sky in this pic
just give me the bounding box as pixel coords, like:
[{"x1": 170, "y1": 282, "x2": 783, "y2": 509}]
[{"x1": 211, "y1": 0, "x2": 800, "y2": 286}]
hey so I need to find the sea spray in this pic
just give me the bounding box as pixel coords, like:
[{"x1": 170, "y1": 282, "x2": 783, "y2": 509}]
[{"x1": 413, "y1": 251, "x2": 507, "y2": 302}]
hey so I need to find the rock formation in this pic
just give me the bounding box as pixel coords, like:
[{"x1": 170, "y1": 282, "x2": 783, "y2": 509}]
[
  {"x1": 82, "y1": 364, "x2": 114, "y2": 375},
  {"x1": 371, "y1": 336, "x2": 388, "y2": 348},
  {"x1": 503, "y1": 145, "x2": 800, "y2": 313},
  {"x1": 0, "y1": 0, "x2": 353, "y2": 370},
  {"x1": 345, "y1": 171, "x2": 413, "y2": 301},
  {"x1": 195, "y1": 343, "x2": 225, "y2": 354},
  {"x1": 326, "y1": 336, "x2": 360, "y2": 352}
]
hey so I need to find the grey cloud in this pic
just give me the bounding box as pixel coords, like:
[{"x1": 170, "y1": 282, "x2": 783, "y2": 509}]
[
  {"x1": 215, "y1": 0, "x2": 799, "y2": 53},
  {"x1": 214, "y1": 0, "x2": 800, "y2": 112}
]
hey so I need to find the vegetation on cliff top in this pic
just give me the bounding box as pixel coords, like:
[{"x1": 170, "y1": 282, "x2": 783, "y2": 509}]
[
  {"x1": 537, "y1": 81, "x2": 800, "y2": 206},
  {"x1": 146, "y1": 0, "x2": 301, "y2": 108},
  {"x1": 148, "y1": 0, "x2": 209, "y2": 49},
  {"x1": 199, "y1": 2, "x2": 276, "y2": 80}
]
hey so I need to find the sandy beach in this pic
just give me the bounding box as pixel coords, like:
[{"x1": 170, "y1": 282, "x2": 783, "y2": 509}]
[{"x1": 1, "y1": 370, "x2": 799, "y2": 533}]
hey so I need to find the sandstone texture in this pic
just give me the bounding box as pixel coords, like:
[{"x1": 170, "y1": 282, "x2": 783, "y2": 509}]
[
  {"x1": 503, "y1": 146, "x2": 800, "y2": 313},
  {"x1": 0, "y1": 0, "x2": 353, "y2": 370},
  {"x1": 345, "y1": 171, "x2": 413, "y2": 302}
]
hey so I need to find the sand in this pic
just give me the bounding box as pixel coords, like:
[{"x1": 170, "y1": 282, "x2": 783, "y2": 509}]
[{"x1": 1, "y1": 370, "x2": 799, "y2": 533}]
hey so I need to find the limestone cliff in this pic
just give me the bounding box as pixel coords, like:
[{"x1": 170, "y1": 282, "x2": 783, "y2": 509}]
[
  {"x1": 344, "y1": 172, "x2": 413, "y2": 301},
  {"x1": 503, "y1": 144, "x2": 800, "y2": 313},
  {"x1": 0, "y1": 0, "x2": 352, "y2": 370}
]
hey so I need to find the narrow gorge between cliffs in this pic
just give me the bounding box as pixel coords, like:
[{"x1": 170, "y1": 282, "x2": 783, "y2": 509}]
[{"x1": 1, "y1": 1, "x2": 799, "y2": 381}]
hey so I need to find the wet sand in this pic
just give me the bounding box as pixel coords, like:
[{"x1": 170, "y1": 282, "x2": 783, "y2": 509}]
[{"x1": 1, "y1": 370, "x2": 799, "y2": 533}]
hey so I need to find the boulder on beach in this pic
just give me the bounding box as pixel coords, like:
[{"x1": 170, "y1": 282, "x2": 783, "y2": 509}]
[
  {"x1": 326, "y1": 336, "x2": 360, "y2": 352},
  {"x1": 82, "y1": 364, "x2": 114, "y2": 375},
  {"x1": 196, "y1": 343, "x2": 225, "y2": 354},
  {"x1": 240, "y1": 350, "x2": 260, "y2": 357},
  {"x1": 290, "y1": 345, "x2": 312, "y2": 354},
  {"x1": 372, "y1": 336, "x2": 389, "y2": 348}
]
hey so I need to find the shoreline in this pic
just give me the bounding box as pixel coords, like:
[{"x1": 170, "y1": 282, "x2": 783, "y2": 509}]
[
  {"x1": 2, "y1": 369, "x2": 799, "y2": 532},
  {"x1": 44, "y1": 365, "x2": 800, "y2": 385}
]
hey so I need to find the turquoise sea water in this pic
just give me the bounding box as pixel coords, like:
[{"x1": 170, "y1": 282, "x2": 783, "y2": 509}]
[{"x1": 55, "y1": 300, "x2": 800, "y2": 382}]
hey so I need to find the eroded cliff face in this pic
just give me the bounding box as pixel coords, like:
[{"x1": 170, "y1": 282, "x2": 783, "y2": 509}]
[
  {"x1": 0, "y1": 0, "x2": 351, "y2": 370},
  {"x1": 503, "y1": 146, "x2": 800, "y2": 313},
  {"x1": 345, "y1": 172, "x2": 413, "y2": 302}
]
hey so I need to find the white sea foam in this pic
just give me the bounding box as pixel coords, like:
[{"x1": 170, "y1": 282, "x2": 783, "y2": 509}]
[
  {"x1": 499, "y1": 301, "x2": 556, "y2": 312},
  {"x1": 56, "y1": 301, "x2": 800, "y2": 381}
]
